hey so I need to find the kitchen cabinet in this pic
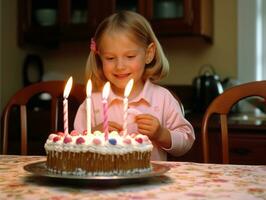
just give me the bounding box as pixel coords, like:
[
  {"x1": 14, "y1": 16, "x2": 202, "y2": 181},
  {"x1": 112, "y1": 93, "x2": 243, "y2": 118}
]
[
  {"x1": 18, "y1": 0, "x2": 213, "y2": 47},
  {"x1": 147, "y1": 0, "x2": 213, "y2": 40},
  {"x1": 18, "y1": 0, "x2": 99, "y2": 47}
]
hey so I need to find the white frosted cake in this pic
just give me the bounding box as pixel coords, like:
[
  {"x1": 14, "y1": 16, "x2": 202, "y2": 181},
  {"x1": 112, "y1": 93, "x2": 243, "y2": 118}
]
[{"x1": 44, "y1": 130, "x2": 153, "y2": 176}]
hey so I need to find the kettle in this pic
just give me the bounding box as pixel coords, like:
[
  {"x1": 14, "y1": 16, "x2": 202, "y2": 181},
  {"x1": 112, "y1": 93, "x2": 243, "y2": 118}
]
[{"x1": 192, "y1": 64, "x2": 224, "y2": 112}]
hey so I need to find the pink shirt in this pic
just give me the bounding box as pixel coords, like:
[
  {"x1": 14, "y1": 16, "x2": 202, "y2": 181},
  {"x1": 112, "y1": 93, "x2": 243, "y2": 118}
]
[{"x1": 74, "y1": 80, "x2": 195, "y2": 161}]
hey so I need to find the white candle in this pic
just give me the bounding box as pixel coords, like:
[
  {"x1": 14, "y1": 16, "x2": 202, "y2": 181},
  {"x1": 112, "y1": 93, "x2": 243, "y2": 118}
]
[
  {"x1": 86, "y1": 79, "x2": 92, "y2": 134},
  {"x1": 102, "y1": 82, "x2": 110, "y2": 140},
  {"x1": 63, "y1": 76, "x2": 73, "y2": 135},
  {"x1": 123, "y1": 79, "x2": 134, "y2": 136}
]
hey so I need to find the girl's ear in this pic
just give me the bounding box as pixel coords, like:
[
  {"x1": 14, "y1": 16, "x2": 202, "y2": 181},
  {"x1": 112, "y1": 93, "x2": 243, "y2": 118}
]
[{"x1": 145, "y1": 42, "x2": 156, "y2": 64}]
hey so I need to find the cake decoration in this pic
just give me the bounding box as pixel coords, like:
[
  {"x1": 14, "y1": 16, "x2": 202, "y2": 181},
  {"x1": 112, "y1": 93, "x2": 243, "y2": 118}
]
[
  {"x1": 123, "y1": 79, "x2": 134, "y2": 136},
  {"x1": 82, "y1": 130, "x2": 88, "y2": 135},
  {"x1": 76, "y1": 137, "x2": 85, "y2": 144},
  {"x1": 70, "y1": 130, "x2": 79, "y2": 136},
  {"x1": 135, "y1": 137, "x2": 143, "y2": 144},
  {"x1": 92, "y1": 138, "x2": 101, "y2": 145},
  {"x1": 53, "y1": 136, "x2": 61, "y2": 143},
  {"x1": 63, "y1": 136, "x2": 72, "y2": 144},
  {"x1": 86, "y1": 79, "x2": 92, "y2": 134},
  {"x1": 48, "y1": 133, "x2": 57, "y2": 140},
  {"x1": 102, "y1": 82, "x2": 110, "y2": 139},
  {"x1": 57, "y1": 132, "x2": 65, "y2": 137},
  {"x1": 123, "y1": 138, "x2": 131, "y2": 145},
  {"x1": 108, "y1": 138, "x2": 117, "y2": 145},
  {"x1": 63, "y1": 77, "x2": 73, "y2": 134}
]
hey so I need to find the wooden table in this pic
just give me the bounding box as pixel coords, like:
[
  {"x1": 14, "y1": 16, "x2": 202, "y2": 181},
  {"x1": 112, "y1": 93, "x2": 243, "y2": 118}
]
[{"x1": 0, "y1": 155, "x2": 265, "y2": 199}]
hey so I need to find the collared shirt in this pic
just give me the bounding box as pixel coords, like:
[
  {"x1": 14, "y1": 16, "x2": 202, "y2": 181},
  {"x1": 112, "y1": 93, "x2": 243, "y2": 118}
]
[{"x1": 74, "y1": 80, "x2": 195, "y2": 161}]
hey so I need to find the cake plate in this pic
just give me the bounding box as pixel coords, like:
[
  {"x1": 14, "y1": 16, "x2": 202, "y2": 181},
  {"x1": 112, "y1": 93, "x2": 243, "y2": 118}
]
[{"x1": 24, "y1": 161, "x2": 170, "y2": 182}]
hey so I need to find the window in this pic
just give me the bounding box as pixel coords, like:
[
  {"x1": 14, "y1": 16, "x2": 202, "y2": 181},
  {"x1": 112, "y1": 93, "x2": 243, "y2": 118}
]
[{"x1": 238, "y1": 0, "x2": 266, "y2": 82}]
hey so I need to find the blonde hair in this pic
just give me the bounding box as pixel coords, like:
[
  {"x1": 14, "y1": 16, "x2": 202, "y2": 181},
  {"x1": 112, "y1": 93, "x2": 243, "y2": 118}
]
[{"x1": 85, "y1": 11, "x2": 169, "y2": 91}]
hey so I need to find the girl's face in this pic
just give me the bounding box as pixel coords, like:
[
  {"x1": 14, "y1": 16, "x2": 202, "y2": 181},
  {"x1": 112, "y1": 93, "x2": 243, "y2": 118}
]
[{"x1": 99, "y1": 31, "x2": 154, "y2": 97}]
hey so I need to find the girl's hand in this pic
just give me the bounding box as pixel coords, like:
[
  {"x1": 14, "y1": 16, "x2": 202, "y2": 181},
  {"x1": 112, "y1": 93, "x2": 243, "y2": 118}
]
[
  {"x1": 135, "y1": 114, "x2": 171, "y2": 148},
  {"x1": 92, "y1": 121, "x2": 123, "y2": 133},
  {"x1": 135, "y1": 114, "x2": 162, "y2": 140}
]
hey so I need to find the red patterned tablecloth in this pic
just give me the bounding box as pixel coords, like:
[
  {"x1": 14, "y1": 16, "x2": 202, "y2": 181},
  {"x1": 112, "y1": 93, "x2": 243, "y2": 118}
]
[{"x1": 0, "y1": 155, "x2": 265, "y2": 200}]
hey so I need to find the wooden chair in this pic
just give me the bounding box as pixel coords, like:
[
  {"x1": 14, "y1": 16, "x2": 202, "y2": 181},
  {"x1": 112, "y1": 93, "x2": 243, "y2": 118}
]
[
  {"x1": 202, "y1": 80, "x2": 266, "y2": 164},
  {"x1": 1, "y1": 80, "x2": 86, "y2": 155}
]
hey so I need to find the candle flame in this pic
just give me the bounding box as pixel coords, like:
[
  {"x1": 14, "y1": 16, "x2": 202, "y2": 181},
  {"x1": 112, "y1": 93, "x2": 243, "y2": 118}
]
[
  {"x1": 63, "y1": 76, "x2": 73, "y2": 98},
  {"x1": 86, "y1": 79, "x2": 92, "y2": 97},
  {"x1": 124, "y1": 79, "x2": 134, "y2": 97},
  {"x1": 102, "y1": 82, "x2": 110, "y2": 99}
]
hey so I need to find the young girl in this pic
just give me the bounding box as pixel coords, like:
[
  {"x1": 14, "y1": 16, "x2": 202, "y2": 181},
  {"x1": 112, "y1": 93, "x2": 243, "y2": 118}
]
[{"x1": 74, "y1": 11, "x2": 195, "y2": 161}]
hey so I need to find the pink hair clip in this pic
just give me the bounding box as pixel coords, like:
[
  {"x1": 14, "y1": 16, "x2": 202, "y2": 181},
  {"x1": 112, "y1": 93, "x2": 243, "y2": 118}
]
[{"x1": 90, "y1": 38, "x2": 97, "y2": 54}]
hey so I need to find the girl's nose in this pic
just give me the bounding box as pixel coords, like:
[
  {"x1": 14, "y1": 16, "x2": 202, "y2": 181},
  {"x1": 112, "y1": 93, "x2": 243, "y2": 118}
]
[{"x1": 116, "y1": 58, "x2": 126, "y2": 70}]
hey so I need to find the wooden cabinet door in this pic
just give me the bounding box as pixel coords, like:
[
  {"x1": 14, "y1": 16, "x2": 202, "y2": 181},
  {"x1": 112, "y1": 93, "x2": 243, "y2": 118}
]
[
  {"x1": 18, "y1": 0, "x2": 61, "y2": 47},
  {"x1": 146, "y1": 0, "x2": 212, "y2": 41}
]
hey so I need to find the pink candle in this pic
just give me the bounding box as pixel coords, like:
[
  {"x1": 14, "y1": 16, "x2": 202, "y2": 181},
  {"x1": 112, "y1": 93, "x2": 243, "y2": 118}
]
[
  {"x1": 63, "y1": 98, "x2": 68, "y2": 134},
  {"x1": 63, "y1": 77, "x2": 73, "y2": 134},
  {"x1": 123, "y1": 79, "x2": 134, "y2": 136},
  {"x1": 102, "y1": 82, "x2": 110, "y2": 140},
  {"x1": 86, "y1": 79, "x2": 92, "y2": 134}
]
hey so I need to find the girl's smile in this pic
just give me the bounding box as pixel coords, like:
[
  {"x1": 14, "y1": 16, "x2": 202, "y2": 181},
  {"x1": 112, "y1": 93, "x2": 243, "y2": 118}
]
[{"x1": 114, "y1": 73, "x2": 131, "y2": 79}]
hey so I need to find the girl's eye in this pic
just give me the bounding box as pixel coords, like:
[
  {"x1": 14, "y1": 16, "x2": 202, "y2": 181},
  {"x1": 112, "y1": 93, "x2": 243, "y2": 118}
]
[
  {"x1": 105, "y1": 57, "x2": 114, "y2": 60},
  {"x1": 127, "y1": 55, "x2": 136, "y2": 59}
]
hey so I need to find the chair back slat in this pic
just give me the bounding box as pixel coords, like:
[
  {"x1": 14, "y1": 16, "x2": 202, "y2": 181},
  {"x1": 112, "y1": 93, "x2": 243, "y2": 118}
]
[
  {"x1": 220, "y1": 114, "x2": 229, "y2": 164},
  {"x1": 2, "y1": 109, "x2": 10, "y2": 154},
  {"x1": 20, "y1": 105, "x2": 27, "y2": 155},
  {"x1": 202, "y1": 80, "x2": 266, "y2": 164}
]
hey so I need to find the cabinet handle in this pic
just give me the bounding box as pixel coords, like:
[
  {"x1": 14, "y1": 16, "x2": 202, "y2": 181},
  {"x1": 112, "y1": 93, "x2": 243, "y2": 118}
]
[{"x1": 230, "y1": 148, "x2": 251, "y2": 156}]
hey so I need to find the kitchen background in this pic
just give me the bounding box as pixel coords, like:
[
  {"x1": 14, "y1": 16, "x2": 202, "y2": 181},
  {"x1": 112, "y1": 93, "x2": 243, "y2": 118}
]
[
  {"x1": 1, "y1": 0, "x2": 266, "y2": 164},
  {"x1": 0, "y1": 0, "x2": 237, "y2": 115}
]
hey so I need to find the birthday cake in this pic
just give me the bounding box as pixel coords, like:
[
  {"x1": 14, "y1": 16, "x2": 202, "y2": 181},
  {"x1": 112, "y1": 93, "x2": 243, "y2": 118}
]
[{"x1": 44, "y1": 130, "x2": 153, "y2": 176}]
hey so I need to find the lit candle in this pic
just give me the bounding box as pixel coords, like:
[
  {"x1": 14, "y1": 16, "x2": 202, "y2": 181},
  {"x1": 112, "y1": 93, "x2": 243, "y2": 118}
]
[
  {"x1": 102, "y1": 82, "x2": 110, "y2": 140},
  {"x1": 63, "y1": 76, "x2": 73, "y2": 135},
  {"x1": 86, "y1": 79, "x2": 92, "y2": 134},
  {"x1": 123, "y1": 79, "x2": 134, "y2": 136}
]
